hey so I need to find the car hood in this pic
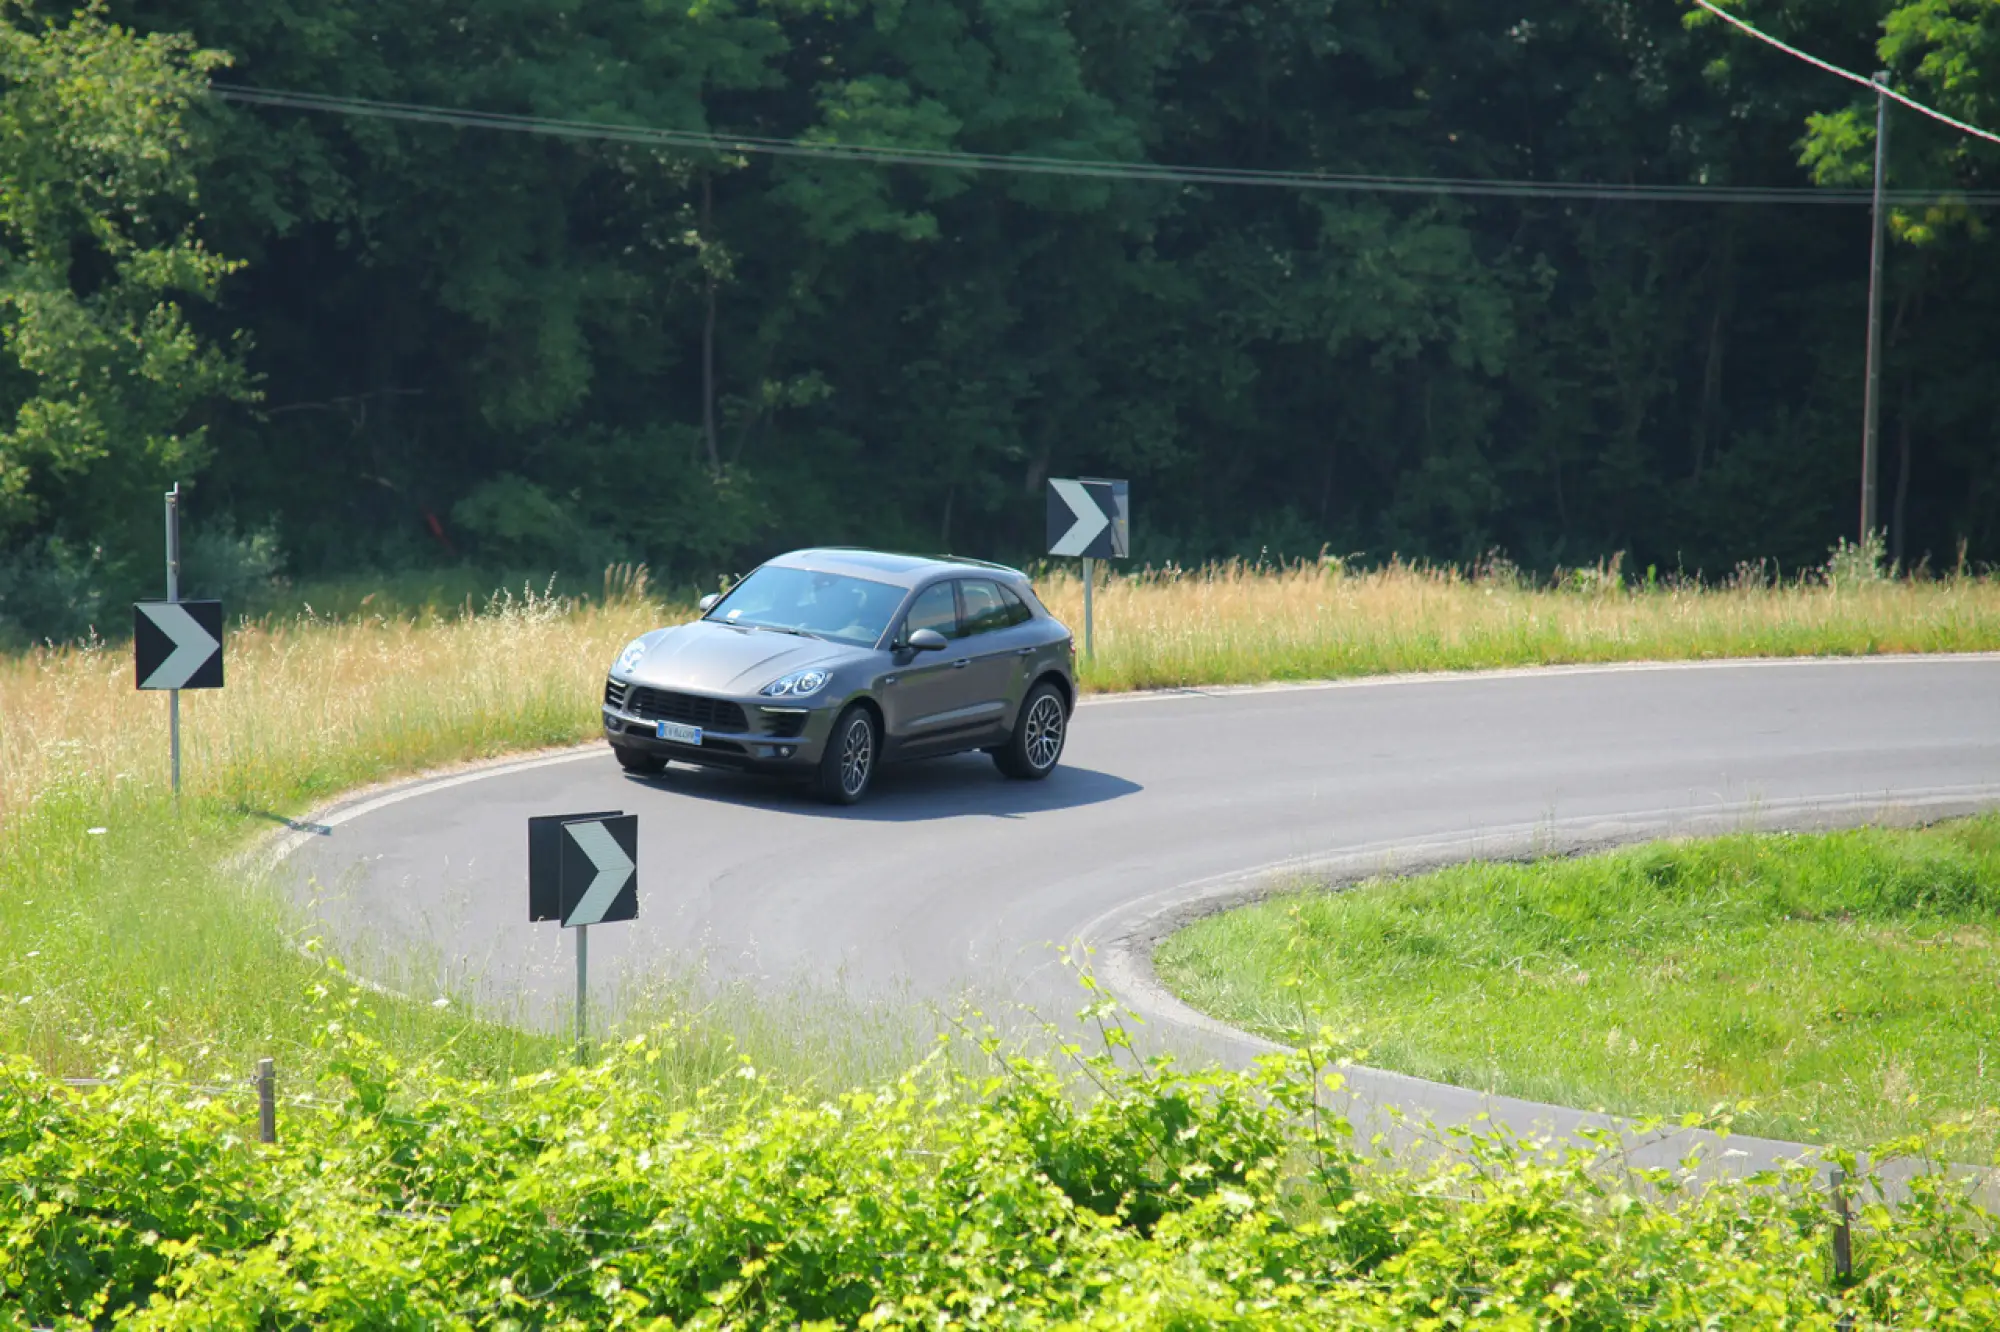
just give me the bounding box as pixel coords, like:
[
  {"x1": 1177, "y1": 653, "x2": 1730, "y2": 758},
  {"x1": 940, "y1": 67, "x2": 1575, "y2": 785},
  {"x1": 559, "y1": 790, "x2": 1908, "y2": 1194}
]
[{"x1": 625, "y1": 620, "x2": 859, "y2": 695}]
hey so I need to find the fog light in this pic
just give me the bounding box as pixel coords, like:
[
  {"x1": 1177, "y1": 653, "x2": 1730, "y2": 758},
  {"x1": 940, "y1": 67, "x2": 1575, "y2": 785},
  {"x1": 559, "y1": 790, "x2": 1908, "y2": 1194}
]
[{"x1": 779, "y1": 746, "x2": 795, "y2": 758}]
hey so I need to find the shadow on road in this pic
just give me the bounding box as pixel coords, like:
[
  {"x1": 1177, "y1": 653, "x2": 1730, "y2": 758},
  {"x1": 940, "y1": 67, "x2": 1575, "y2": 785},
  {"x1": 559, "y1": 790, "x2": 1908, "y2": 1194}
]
[
  {"x1": 240, "y1": 806, "x2": 333, "y2": 835},
  {"x1": 617, "y1": 753, "x2": 1141, "y2": 821}
]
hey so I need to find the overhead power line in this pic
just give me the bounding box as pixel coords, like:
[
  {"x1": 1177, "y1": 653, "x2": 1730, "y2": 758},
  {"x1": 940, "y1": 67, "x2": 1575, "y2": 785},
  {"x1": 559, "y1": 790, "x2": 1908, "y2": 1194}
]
[
  {"x1": 210, "y1": 84, "x2": 2000, "y2": 207},
  {"x1": 1691, "y1": 0, "x2": 2000, "y2": 147}
]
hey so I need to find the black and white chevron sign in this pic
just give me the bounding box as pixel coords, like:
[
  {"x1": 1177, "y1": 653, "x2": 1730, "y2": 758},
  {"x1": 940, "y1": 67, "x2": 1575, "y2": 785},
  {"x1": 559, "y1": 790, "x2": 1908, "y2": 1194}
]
[
  {"x1": 133, "y1": 600, "x2": 224, "y2": 690},
  {"x1": 529, "y1": 812, "x2": 638, "y2": 928},
  {"x1": 1046, "y1": 477, "x2": 1129, "y2": 559}
]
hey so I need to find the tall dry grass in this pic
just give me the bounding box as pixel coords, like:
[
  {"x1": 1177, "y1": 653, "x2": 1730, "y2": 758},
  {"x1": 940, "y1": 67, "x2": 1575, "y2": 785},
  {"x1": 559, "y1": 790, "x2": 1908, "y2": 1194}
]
[
  {"x1": 0, "y1": 569, "x2": 674, "y2": 829},
  {"x1": 0, "y1": 570, "x2": 685, "y2": 1078},
  {"x1": 1034, "y1": 556, "x2": 2000, "y2": 692}
]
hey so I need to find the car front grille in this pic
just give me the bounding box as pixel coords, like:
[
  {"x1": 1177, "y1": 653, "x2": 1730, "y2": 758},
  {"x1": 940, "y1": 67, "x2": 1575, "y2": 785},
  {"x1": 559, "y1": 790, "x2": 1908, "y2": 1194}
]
[
  {"x1": 625, "y1": 687, "x2": 749, "y2": 733},
  {"x1": 760, "y1": 709, "x2": 809, "y2": 740},
  {"x1": 604, "y1": 678, "x2": 628, "y2": 709}
]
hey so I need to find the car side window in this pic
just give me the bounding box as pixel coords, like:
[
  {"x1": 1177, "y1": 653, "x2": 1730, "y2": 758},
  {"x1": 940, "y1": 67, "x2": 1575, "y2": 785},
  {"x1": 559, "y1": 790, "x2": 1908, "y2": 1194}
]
[
  {"x1": 998, "y1": 584, "x2": 1034, "y2": 627},
  {"x1": 957, "y1": 579, "x2": 1017, "y2": 637},
  {"x1": 901, "y1": 582, "x2": 959, "y2": 641}
]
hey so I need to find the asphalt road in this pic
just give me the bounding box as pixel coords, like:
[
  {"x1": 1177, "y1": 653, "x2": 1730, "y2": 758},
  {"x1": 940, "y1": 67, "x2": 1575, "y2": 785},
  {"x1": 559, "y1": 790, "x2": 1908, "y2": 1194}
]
[{"x1": 282, "y1": 655, "x2": 2000, "y2": 1170}]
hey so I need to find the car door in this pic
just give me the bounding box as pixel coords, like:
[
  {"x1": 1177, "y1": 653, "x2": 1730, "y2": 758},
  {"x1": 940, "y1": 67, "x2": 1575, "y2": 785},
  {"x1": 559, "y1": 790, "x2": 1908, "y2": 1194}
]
[
  {"x1": 877, "y1": 580, "x2": 969, "y2": 749},
  {"x1": 953, "y1": 578, "x2": 1033, "y2": 739}
]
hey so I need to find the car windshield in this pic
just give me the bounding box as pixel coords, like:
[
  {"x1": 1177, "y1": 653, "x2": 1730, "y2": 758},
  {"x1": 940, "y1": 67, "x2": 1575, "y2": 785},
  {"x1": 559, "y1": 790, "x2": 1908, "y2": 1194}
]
[{"x1": 704, "y1": 565, "x2": 904, "y2": 648}]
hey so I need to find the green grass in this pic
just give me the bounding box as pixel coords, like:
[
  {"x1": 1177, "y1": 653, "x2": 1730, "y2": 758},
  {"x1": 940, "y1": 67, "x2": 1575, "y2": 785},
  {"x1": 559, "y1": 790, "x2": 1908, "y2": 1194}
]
[
  {"x1": 0, "y1": 782, "x2": 940, "y2": 1103},
  {"x1": 1157, "y1": 819, "x2": 2000, "y2": 1151}
]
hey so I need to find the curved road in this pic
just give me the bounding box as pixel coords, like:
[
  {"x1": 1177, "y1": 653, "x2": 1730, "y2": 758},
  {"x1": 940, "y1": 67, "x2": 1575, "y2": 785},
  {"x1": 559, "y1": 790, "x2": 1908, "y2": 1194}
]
[{"x1": 282, "y1": 655, "x2": 2000, "y2": 1168}]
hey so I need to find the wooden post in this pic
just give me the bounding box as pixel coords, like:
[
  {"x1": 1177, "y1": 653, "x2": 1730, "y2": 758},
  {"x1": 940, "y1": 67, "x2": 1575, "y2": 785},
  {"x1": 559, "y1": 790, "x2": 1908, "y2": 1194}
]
[
  {"x1": 1830, "y1": 1166, "x2": 1855, "y2": 1330},
  {"x1": 257, "y1": 1058, "x2": 276, "y2": 1144}
]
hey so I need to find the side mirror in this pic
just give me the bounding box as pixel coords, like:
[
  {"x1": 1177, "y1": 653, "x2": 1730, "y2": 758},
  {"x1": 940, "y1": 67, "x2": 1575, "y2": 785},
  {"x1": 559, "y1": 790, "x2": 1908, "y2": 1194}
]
[
  {"x1": 906, "y1": 628, "x2": 948, "y2": 652},
  {"x1": 697, "y1": 593, "x2": 721, "y2": 613}
]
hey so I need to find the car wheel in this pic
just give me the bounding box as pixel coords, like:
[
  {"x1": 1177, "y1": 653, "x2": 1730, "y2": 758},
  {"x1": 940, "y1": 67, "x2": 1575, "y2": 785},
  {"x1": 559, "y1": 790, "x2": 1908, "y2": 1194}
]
[
  {"x1": 815, "y1": 705, "x2": 878, "y2": 805},
  {"x1": 613, "y1": 744, "x2": 667, "y2": 775},
  {"x1": 994, "y1": 682, "x2": 1067, "y2": 781}
]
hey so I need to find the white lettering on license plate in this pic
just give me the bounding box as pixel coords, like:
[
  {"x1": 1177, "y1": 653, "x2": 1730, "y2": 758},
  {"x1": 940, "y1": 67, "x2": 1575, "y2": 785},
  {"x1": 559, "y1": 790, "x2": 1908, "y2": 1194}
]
[{"x1": 656, "y1": 721, "x2": 702, "y2": 745}]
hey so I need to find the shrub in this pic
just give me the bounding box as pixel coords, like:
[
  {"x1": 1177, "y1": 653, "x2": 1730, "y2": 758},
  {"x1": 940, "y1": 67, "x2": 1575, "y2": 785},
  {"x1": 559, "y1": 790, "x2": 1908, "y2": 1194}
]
[{"x1": 4, "y1": 1026, "x2": 1997, "y2": 1329}]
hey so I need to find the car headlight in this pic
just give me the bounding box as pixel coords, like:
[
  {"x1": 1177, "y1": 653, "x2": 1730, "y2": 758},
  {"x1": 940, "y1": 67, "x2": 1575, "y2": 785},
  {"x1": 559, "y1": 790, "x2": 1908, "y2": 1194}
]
[
  {"x1": 614, "y1": 637, "x2": 650, "y2": 675},
  {"x1": 761, "y1": 668, "x2": 830, "y2": 698}
]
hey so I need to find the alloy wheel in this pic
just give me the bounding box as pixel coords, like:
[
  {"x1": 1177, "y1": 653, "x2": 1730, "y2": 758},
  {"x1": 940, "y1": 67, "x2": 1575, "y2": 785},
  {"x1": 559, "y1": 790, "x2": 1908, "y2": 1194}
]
[
  {"x1": 840, "y1": 717, "x2": 874, "y2": 795},
  {"x1": 1024, "y1": 694, "x2": 1065, "y2": 770}
]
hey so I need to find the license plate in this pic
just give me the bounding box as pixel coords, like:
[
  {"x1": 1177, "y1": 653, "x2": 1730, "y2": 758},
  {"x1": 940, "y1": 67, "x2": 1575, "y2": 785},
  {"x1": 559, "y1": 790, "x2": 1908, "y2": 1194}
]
[{"x1": 656, "y1": 721, "x2": 702, "y2": 746}]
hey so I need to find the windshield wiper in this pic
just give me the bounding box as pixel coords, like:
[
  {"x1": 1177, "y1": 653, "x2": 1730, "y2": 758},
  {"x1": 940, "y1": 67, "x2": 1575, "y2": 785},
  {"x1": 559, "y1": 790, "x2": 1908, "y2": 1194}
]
[{"x1": 749, "y1": 623, "x2": 824, "y2": 640}]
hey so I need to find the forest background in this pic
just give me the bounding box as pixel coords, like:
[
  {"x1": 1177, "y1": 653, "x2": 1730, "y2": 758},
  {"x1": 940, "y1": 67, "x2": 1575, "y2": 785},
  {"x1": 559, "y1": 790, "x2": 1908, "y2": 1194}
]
[{"x1": 1, "y1": 0, "x2": 1995, "y2": 645}]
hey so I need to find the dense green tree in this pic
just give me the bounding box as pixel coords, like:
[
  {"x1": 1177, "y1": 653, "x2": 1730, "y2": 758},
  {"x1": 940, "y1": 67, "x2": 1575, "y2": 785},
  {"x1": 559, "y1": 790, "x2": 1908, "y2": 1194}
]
[
  {"x1": 1, "y1": 0, "x2": 1996, "y2": 638},
  {"x1": 0, "y1": 2, "x2": 248, "y2": 614}
]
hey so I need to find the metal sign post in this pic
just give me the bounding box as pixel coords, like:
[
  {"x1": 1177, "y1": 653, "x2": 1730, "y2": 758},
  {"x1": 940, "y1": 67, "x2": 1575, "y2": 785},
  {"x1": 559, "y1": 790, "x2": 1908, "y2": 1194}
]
[
  {"x1": 165, "y1": 485, "x2": 181, "y2": 795},
  {"x1": 575, "y1": 925, "x2": 589, "y2": 1066},
  {"x1": 529, "y1": 811, "x2": 638, "y2": 1065},
  {"x1": 1082, "y1": 557, "x2": 1095, "y2": 659},
  {"x1": 135, "y1": 601, "x2": 224, "y2": 688},
  {"x1": 1047, "y1": 477, "x2": 1129, "y2": 663},
  {"x1": 135, "y1": 484, "x2": 223, "y2": 796}
]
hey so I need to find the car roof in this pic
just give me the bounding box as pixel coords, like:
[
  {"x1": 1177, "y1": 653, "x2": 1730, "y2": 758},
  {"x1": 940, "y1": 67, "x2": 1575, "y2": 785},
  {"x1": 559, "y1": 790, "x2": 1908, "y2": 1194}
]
[{"x1": 765, "y1": 547, "x2": 1029, "y2": 589}]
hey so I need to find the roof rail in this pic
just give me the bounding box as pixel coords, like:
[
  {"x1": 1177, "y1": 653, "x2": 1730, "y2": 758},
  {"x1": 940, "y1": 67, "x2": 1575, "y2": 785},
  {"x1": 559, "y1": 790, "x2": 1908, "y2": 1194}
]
[
  {"x1": 929, "y1": 553, "x2": 1028, "y2": 576},
  {"x1": 787, "y1": 546, "x2": 1029, "y2": 577}
]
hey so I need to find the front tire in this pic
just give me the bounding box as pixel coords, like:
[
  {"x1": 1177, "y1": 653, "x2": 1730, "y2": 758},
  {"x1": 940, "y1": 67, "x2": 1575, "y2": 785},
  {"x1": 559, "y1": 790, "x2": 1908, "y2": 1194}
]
[
  {"x1": 994, "y1": 682, "x2": 1067, "y2": 780},
  {"x1": 815, "y1": 705, "x2": 879, "y2": 805},
  {"x1": 613, "y1": 744, "x2": 667, "y2": 776}
]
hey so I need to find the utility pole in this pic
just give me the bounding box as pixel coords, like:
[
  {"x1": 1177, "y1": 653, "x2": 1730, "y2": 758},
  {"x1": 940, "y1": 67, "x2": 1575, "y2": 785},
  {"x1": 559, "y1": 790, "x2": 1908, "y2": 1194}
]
[{"x1": 1860, "y1": 72, "x2": 1890, "y2": 544}]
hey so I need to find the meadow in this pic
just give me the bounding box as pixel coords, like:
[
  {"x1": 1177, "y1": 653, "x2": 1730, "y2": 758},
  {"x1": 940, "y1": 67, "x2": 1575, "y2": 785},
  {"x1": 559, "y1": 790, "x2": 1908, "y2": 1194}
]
[
  {"x1": 1157, "y1": 820, "x2": 2000, "y2": 1153},
  {"x1": 5, "y1": 557, "x2": 2000, "y2": 1324}
]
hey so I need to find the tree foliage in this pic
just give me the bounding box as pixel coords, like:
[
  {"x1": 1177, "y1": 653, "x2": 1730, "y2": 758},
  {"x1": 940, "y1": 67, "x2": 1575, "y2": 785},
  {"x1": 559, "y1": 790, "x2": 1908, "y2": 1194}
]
[
  {"x1": 2, "y1": 0, "x2": 1998, "y2": 637},
  {"x1": 0, "y1": 3, "x2": 247, "y2": 592}
]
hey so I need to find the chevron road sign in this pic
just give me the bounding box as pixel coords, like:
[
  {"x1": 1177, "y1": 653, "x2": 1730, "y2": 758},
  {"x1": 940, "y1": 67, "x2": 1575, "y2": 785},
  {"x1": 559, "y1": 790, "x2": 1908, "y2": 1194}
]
[
  {"x1": 558, "y1": 815, "x2": 639, "y2": 927},
  {"x1": 1046, "y1": 477, "x2": 1129, "y2": 559},
  {"x1": 134, "y1": 600, "x2": 224, "y2": 690},
  {"x1": 530, "y1": 810, "x2": 639, "y2": 1065},
  {"x1": 1046, "y1": 476, "x2": 1129, "y2": 661},
  {"x1": 528, "y1": 812, "x2": 639, "y2": 927}
]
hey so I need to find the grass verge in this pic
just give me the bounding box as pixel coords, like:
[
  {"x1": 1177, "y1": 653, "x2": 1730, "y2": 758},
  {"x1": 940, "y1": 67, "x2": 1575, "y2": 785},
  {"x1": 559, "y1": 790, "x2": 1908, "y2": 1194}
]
[
  {"x1": 0, "y1": 569, "x2": 934, "y2": 1091},
  {"x1": 1156, "y1": 819, "x2": 2000, "y2": 1152}
]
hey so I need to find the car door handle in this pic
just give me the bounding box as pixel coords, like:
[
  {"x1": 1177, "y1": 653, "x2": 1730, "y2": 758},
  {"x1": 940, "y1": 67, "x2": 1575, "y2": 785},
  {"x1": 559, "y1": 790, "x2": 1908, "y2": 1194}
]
[
  {"x1": 952, "y1": 659, "x2": 970, "y2": 669},
  {"x1": 1016, "y1": 647, "x2": 1035, "y2": 657}
]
